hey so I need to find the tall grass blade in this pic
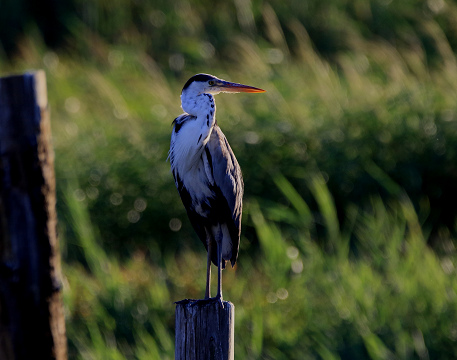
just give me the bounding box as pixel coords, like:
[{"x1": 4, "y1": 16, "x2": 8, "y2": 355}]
[
  {"x1": 273, "y1": 173, "x2": 313, "y2": 225},
  {"x1": 63, "y1": 181, "x2": 111, "y2": 279},
  {"x1": 308, "y1": 174, "x2": 340, "y2": 251}
]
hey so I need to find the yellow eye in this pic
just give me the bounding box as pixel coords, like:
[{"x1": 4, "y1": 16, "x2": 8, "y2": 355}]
[{"x1": 208, "y1": 80, "x2": 215, "y2": 86}]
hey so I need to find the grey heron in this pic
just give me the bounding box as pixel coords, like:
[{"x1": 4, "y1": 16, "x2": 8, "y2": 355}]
[{"x1": 168, "y1": 73, "x2": 265, "y2": 300}]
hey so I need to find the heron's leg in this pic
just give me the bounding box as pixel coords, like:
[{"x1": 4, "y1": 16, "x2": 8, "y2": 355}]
[
  {"x1": 205, "y1": 237, "x2": 211, "y2": 299},
  {"x1": 216, "y1": 239, "x2": 223, "y2": 300}
]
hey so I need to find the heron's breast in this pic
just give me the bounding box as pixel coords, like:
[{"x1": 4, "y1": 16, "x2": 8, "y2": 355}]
[{"x1": 181, "y1": 161, "x2": 215, "y2": 216}]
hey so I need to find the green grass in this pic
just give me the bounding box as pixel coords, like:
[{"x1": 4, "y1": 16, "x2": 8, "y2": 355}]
[
  {"x1": 3, "y1": 1, "x2": 457, "y2": 358},
  {"x1": 61, "y1": 176, "x2": 457, "y2": 359}
]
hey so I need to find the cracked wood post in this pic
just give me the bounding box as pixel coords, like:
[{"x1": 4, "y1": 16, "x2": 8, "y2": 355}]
[
  {"x1": 0, "y1": 71, "x2": 67, "y2": 360},
  {"x1": 175, "y1": 299, "x2": 234, "y2": 360}
]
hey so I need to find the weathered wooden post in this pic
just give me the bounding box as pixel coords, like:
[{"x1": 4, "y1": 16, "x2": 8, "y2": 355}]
[
  {"x1": 175, "y1": 299, "x2": 234, "y2": 360},
  {"x1": 0, "y1": 71, "x2": 67, "y2": 359}
]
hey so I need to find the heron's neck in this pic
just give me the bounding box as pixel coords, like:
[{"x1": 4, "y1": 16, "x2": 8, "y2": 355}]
[
  {"x1": 181, "y1": 92, "x2": 217, "y2": 119},
  {"x1": 171, "y1": 92, "x2": 217, "y2": 174}
]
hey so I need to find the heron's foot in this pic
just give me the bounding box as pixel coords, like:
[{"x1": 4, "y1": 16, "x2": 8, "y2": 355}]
[
  {"x1": 175, "y1": 297, "x2": 226, "y2": 309},
  {"x1": 214, "y1": 293, "x2": 224, "y2": 308},
  {"x1": 190, "y1": 296, "x2": 225, "y2": 308},
  {"x1": 178, "y1": 297, "x2": 217, "y2": 305}
]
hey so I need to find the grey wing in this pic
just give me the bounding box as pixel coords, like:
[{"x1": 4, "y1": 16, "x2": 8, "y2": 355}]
[{"x1": 206, "y1": 126, "x2": 244, "y2": 266}]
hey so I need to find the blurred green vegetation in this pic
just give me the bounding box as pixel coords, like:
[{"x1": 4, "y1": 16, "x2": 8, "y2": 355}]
[{"x1": 2, "y1": 0, "x2": 457, "y2": 358}]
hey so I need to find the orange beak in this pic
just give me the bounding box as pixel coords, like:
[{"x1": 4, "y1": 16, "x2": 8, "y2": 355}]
[{"x1": 218, "y1": 80, "x2": 266, "y2": 93}]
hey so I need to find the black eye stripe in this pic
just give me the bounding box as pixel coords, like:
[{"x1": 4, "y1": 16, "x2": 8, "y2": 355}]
[{"x1": 182, "y1": 74, "x2": 214, "y2": 90}]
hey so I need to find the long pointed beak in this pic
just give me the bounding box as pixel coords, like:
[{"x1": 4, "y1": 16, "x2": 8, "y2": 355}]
[{"x1": 218, "y1": 80, "x2": 266, "y2": 93}]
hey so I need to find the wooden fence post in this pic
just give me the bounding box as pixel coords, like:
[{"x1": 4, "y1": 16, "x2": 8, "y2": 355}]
[
  {"x1": 0, "y1": 71, "x2": 67, "y2": 359},
  {"x1": 175, "y1": 299, "x2": 234, "y2": 360}
]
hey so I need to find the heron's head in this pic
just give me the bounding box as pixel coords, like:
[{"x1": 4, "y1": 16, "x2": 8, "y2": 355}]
[
  {"x1": 182, "y1": 73, "x2": 265, "y2": 98},
  {"x1": 180, "y1": 73, "x2": 265, "y2": 115}
]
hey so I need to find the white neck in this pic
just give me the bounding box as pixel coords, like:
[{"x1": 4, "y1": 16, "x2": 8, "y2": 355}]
[
  {"x1": 181, "y1": 91, "x2": 217, "y2": 118},
  {"x1": 170, "y1": 92, "x2": 217, "y2": 174}
]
